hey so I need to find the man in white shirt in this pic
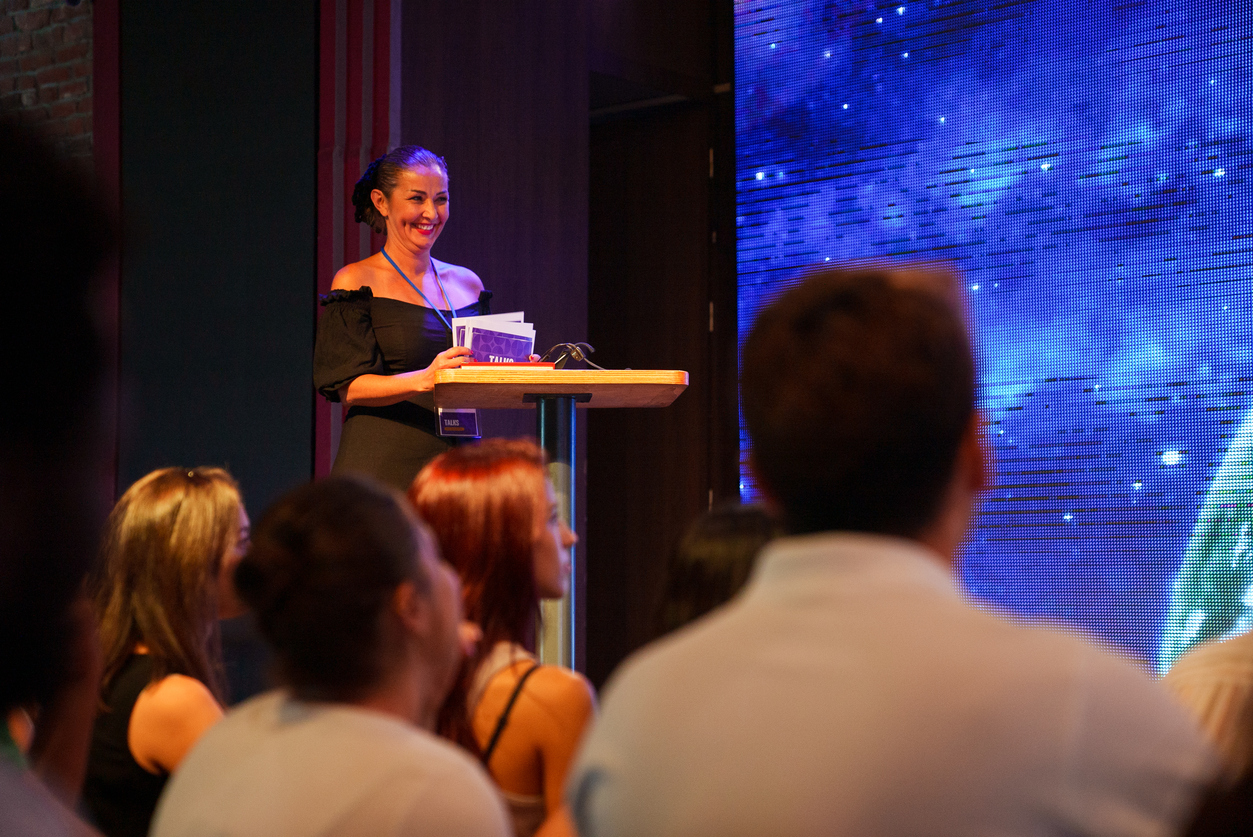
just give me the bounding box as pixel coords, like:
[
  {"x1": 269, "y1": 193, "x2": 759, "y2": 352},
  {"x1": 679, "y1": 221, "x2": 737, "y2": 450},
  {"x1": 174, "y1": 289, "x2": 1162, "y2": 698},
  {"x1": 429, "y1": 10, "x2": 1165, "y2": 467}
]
[{"x1": 568, "y1": 265, "x2": 1218, "y2": 837}]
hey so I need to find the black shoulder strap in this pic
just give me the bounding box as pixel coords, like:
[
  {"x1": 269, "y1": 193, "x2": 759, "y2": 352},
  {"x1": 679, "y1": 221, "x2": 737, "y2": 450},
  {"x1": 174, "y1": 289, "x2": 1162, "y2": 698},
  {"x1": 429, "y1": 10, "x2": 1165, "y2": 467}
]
[{"x1": 481, "y1": 663, "x2": 541, "y2": 766}]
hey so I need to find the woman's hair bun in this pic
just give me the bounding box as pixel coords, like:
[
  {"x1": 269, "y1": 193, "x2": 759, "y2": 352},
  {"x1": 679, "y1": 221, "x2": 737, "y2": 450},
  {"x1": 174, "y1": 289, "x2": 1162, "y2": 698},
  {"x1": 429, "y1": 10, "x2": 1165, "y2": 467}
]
[{"x1": 351, "y1": 157, "x2": 385, "y2": 226}]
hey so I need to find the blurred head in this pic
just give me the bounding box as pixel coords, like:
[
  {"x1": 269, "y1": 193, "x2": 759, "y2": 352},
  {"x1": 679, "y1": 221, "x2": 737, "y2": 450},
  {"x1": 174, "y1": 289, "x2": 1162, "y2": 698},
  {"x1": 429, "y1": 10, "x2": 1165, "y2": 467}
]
[
  {"x1": 351, "y1": 145, "x2": 449, "y2": 237},
  {"x1": 0, "y1": 113, "x2": 114, "y2": 711},
  {"x1": 742, "y1": 264, "x2": 978, "y2": 538},
  {"x1": 410, "y1": 439, "x2": 575, "y2": 652},
  {"x1": 235, "y1": 476, "x2": 462, "y2": 705},
  {"x1": 657, "y1": 504, "x2": 783, "y2": 636},
  {"x1": 92, "y1": 468, "x2": 243, "y2": 700}
]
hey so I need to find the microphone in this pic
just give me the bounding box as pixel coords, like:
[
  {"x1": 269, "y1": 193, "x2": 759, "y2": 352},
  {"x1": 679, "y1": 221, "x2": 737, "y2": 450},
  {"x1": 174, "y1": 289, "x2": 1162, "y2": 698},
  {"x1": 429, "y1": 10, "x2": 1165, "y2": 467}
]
[{"x1": 539, "y1": 342, "x2": 607, "y2": 370}]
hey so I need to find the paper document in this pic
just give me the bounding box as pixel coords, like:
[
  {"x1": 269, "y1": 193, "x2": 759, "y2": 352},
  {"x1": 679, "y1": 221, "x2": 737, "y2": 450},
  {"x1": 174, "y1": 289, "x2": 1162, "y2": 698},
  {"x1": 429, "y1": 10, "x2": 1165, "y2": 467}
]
[{"x1": 452, "y1": 312, "x2": 535, "y2": 363}]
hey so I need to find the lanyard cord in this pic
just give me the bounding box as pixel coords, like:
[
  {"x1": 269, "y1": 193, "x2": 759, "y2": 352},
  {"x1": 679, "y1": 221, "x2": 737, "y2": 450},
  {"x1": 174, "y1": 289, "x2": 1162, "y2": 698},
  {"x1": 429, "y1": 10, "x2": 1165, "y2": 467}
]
[{"x1": 381, "y1": 248, "x2": 455, "y2": 334}]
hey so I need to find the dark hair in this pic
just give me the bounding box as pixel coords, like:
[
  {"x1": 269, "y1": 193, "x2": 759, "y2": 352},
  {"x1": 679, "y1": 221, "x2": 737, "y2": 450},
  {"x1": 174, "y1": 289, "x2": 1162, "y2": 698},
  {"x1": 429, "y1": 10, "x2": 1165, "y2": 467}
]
[
  {"x1": 92, "y1": 468, "x2": 242, "y2": 701},
  {"x1": 235, "y1": 475, "x2": 432, "y2": 702},
  {"x1": 409, "y1": 438, "x2": 549, "y2": 750},
  {"x1": 351, "y1": 145, "x2": 448, "y2": 233},
  {"x1": 0, "y1": 112, "x2": 114, "y2": 710},
  {"x1": 656, "y1": 504, "x2": 782, "y2": 636},
  {"x1": 741, "y1": 264, "x2": 976, "y2": 537}
]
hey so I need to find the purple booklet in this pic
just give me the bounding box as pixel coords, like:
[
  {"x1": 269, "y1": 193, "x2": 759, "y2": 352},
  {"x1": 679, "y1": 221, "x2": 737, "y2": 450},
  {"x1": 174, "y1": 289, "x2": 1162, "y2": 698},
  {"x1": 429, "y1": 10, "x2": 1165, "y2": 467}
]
[{"x1": 468, "y1": 326, "x2": 535, "y2": 363}]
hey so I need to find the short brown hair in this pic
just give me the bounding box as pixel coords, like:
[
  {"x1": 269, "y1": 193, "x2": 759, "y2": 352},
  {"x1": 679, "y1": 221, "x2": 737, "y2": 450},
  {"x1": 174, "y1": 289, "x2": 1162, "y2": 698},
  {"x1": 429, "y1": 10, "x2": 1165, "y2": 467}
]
[
  {"x1": 235, "y1": 475, "x2": 432, "y2": 701},
  {"x1": 741, "y1": 264, "x2": 975, "y2": 537}
]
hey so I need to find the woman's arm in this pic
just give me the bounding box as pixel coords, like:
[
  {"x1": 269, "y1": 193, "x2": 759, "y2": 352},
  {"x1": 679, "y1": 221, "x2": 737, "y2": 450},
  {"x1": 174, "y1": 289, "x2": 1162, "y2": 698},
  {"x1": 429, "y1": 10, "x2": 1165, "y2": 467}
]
[
  {"x1": 128, "y1": 675, "x2": 223, "y2": 774},
  {"x1": 330, "y1": 260, "x2": 476, "y2": 408},
  {"x1": 339, "y1": 345, "x2": 474, "y2": 407}
]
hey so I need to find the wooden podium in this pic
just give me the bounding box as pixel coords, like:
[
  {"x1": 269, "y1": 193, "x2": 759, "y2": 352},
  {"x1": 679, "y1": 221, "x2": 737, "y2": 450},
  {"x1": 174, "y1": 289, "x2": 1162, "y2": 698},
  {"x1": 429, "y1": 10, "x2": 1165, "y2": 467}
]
[{"x1": 433, "y1": 368, "x2": 688, "y2": 670}]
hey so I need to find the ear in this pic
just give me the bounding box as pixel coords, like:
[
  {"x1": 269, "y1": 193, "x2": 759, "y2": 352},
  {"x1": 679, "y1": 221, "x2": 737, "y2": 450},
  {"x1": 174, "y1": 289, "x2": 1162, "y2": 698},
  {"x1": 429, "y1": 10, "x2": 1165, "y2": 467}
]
[
  {"x1": 371, "y1": 187, "x2": 389, "y2": 221},
  {"x1": 391, "y1": 580, "x2": 428, "y2": 636}
]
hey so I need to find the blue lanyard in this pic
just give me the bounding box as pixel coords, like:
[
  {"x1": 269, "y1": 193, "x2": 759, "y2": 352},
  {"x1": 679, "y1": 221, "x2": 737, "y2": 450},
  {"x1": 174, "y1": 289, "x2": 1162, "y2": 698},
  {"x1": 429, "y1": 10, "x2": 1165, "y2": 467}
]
[{"x1": 381, "y1": 248, "x2": 455, "y2": 334}]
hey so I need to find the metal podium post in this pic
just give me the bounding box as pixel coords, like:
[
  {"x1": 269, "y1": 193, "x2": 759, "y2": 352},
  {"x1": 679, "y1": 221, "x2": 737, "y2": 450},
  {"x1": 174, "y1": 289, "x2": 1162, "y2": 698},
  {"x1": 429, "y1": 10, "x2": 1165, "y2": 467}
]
[{"x1": 535, "y1": 394, "x2": 579, "y2": 669}]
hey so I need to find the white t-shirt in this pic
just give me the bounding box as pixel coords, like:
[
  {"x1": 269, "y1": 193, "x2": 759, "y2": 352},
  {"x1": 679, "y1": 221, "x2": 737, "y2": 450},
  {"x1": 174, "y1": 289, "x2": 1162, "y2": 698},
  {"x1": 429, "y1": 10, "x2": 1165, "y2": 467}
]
[
  {"x1": 0, "y1": 761, "x2": 97, "y2": 837},
  {"x1": 151, "y1": 690, "x2": 509, "y2": 837},
  {"x1": 569, "y1": 532, "x2": 1219, "y2": 837}
]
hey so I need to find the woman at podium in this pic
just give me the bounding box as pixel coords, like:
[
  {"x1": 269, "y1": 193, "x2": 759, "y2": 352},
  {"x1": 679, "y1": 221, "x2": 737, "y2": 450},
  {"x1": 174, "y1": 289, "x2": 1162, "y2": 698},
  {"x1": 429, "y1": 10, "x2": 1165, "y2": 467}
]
[{"x1": 314, "y1": 146, "x2": 491, "y2": 490}]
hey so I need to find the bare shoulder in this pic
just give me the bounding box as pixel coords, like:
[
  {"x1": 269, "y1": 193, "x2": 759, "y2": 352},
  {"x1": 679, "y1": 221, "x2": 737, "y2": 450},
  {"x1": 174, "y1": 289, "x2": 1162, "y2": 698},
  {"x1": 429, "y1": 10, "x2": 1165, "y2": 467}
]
[
  {"x1": 331, "y1": 257, "x2": 383, "y2": 291},
  {"x1": 134, "y1": 674, "x2": 221, "y2": 723},
  {"x1": 433, "y1": 259, "x2": 485, "y2": 302},
  {"x1": 523, "y1": 666, "x2": 597, "y2": 718},
  {"x1": 130, "y1": 673, "x2": 223, "y2": 773}
]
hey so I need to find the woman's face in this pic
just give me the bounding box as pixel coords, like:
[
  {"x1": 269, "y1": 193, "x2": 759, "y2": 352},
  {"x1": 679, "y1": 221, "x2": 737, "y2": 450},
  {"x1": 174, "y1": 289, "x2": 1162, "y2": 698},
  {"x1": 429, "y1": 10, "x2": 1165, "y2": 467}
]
[
  {"x1": 372, "y1": 166, "x2": 449, "y2": 255},
  {"x1": 532, "y1": 480, "x2": 577, "y2": 600},
  {"x1": 217, "y1": 505, "x2": 250, "y2": 620}
]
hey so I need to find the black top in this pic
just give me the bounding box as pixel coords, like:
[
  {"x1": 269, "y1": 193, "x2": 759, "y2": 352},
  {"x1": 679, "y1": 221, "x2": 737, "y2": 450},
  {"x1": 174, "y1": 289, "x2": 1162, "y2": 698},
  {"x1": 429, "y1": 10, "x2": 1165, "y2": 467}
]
[
  {"x1": 82, "y1": 655, "x2": 169, "y2": 837},
  {"x1": 312, "y1": 286, "x2": 493, "y2": 490},
  {"x1": 313, "y1": 286, "x2": 493, "y2": 400}
]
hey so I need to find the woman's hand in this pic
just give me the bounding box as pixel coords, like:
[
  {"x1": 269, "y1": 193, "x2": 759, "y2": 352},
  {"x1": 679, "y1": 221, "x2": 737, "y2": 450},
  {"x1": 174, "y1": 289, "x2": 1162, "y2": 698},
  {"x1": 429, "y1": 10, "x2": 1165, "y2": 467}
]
[{"x1": 417, "y1": 345, "x2": 474, "y2": 391}]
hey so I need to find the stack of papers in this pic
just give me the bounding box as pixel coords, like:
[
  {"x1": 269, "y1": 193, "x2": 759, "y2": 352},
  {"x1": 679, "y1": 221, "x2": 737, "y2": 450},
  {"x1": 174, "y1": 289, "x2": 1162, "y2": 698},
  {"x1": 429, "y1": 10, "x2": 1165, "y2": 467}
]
[{"x1": 451, "y1": 312, "x2": 535, "y2": 363}]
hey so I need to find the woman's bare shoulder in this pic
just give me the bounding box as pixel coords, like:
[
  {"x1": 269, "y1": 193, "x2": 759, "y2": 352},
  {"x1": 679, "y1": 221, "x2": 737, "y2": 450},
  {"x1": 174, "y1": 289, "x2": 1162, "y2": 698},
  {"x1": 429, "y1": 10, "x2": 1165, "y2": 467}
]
[
  {"x1": 433, "y1": 260, "x2": 485, "y2": 293},
  {"x1": 332, "y1": 257, "x2": 384, "y2": 291},
  {"x1": 134, "y1": 674, "x2": 220, "y2": 721},
  {"x1": 523, "y1": 666, "x2": 597, "y2": 717}
]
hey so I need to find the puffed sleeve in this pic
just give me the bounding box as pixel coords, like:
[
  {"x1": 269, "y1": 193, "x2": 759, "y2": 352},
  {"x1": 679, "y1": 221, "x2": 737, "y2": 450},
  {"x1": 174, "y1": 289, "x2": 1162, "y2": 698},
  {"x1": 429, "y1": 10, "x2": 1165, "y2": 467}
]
[{"x1": 313, "y1": 287, "x2": 384, "y2": 402}]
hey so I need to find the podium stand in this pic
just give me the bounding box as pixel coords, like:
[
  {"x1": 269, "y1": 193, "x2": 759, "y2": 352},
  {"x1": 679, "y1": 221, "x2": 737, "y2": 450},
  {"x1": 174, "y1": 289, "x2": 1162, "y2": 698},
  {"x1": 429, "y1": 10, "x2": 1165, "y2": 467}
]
[{"x1": 433, "y1": 368, "x2": 688, "y2": 670}]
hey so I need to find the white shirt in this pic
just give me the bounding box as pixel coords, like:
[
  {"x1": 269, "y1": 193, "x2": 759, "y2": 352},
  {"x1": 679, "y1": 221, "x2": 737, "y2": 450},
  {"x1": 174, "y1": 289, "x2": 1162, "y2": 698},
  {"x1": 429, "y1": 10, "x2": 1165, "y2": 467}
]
[
  {"x1": 0, "y1": 761, "x2": 97, "y2": 837},
  {"x1": 151, "y1": 690, "x2": 509, "y2": 837},
  {"x1": 569, "y1": 533, "x2": 1218, "y2": 837}
]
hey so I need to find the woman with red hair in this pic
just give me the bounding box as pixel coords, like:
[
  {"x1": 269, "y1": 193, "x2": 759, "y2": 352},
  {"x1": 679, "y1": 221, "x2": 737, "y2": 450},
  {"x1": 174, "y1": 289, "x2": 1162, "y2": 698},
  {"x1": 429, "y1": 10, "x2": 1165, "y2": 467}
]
[{"x1": 410, "y1": 439, "x2": 594, "y2": 837}]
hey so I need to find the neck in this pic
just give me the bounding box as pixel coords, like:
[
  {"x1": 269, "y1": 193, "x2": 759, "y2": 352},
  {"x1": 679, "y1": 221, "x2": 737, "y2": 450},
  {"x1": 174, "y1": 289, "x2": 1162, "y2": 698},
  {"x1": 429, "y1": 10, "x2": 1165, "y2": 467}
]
[
  {"x1": 347, "y1": 663, "x2": 442, "y2": 731},
  {"x1": 383, "y1": 242, "x2": 433, "y2": 280}
]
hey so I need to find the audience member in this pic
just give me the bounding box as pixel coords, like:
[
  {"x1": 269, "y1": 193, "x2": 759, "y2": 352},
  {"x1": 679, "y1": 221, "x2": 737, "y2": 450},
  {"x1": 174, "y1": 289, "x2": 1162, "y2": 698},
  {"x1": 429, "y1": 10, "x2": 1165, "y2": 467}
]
[
  {"x1": 0, "y1": 112, "x2": 115, "y2": 835},
  {"x1": 83, "y1": 467, "x2": 248, "y2": 837},
  {"x1": 568, "y1": 264, "x2": 1218, "y2": 837},
  {"x1": 150, "y1": 475, "x2": 509, "y2": 837},
  {"x1": 1165, "y1": 631, "x2": 1253, "y2": 775},
  {"x1": 412, "y1": 439, "x2": 595, "y2": 837},
  {"x1": 655, "y1": 503, "x2": 781, "y2": 636}
]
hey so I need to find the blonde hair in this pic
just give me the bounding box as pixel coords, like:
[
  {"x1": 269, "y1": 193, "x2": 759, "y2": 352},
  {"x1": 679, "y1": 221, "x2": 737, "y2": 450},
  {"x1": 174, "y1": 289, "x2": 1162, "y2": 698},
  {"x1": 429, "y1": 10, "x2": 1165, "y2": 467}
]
[{"x1": 92, "y1": 467, "x2": 241, "y2": 700}]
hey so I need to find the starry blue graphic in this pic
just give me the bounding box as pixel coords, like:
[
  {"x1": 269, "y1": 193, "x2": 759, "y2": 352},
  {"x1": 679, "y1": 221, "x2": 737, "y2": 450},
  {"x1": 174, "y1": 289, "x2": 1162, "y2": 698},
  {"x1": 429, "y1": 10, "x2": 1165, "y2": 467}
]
[{"x1": 735, "y1": 0, "x2": 1253, "y2": 666}]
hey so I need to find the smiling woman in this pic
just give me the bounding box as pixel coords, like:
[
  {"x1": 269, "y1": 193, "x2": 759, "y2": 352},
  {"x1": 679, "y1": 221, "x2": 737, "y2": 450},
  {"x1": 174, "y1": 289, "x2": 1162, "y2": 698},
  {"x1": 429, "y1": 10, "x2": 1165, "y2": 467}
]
[{"x1": 313, "y1": 146, "x2": 493, "y2": 490}]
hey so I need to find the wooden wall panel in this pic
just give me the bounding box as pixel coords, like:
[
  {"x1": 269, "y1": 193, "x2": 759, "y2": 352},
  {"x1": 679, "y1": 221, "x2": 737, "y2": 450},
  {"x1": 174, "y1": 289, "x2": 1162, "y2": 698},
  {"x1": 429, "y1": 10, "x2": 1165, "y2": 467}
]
[
  {"x1": 586, "y1": 106, "x2": 714, "y2": 686},
  {"x1": 315, "y1": 0, "x2": 396, "y2": 477},
  {"x1": 584, "y1": 0, "x2": 737, "y2": 688},
  {"x1": 399, "y1": 0, "x2": 590, "y2": 662}
]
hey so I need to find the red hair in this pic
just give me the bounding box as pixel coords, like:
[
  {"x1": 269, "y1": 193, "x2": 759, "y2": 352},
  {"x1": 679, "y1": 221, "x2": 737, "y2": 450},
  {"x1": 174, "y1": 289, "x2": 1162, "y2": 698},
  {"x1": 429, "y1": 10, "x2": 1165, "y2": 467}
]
[{"x1": 408, "y1": 438, "x2": 548, "y2": 750}]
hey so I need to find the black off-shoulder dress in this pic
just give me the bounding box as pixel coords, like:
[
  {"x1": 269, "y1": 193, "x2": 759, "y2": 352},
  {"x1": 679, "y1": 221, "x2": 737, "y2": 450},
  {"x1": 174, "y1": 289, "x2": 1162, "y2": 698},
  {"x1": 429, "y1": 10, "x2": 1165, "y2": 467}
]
[{"x1": 313, "y1": 286, "x2": 492, "y2": 490}]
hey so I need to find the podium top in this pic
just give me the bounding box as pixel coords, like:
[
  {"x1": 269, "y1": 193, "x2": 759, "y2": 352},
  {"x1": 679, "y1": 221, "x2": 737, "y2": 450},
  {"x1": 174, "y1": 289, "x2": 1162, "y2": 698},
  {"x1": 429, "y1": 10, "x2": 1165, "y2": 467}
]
[{"x1": 432, "y1": 368, "x2": 688, "y2": 410}]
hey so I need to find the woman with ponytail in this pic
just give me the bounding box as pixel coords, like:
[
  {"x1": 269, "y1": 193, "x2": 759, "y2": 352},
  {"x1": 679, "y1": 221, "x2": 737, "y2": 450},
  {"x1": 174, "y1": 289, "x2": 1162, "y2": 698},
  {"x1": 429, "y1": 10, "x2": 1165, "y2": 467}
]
[{"x1": 313, "y1": 147, "x2": 492, "y2": 490}]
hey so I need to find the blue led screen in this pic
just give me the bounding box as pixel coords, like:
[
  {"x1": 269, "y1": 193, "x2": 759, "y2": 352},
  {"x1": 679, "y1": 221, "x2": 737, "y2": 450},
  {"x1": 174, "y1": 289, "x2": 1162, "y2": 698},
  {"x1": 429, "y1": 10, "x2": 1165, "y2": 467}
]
[{"x1": 735, "y1": 0, "x2": 1252, "y2": 671}]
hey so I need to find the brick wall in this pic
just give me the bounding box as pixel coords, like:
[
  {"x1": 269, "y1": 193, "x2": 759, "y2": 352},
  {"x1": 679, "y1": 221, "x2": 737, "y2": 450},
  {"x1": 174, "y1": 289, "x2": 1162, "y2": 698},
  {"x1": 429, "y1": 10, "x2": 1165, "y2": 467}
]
[{"x1": 0, "y1": 0, "x2": 92, "y2": 159}]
